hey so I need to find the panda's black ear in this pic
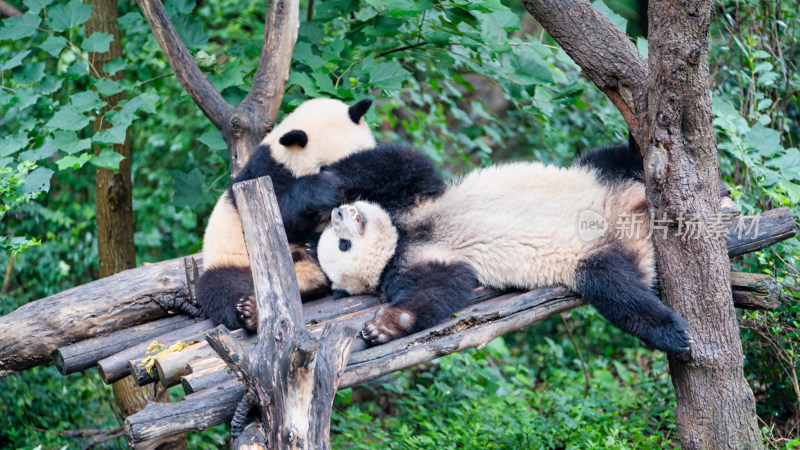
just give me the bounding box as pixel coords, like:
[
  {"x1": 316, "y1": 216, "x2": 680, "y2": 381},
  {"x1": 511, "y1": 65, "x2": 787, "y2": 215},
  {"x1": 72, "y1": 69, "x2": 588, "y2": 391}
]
[
  {"x1": 348, "y1": 99, "x2": 372, "y2": 124},
  {"x1": 279, "y1": 130, "x2": 308, "y2": 148}
]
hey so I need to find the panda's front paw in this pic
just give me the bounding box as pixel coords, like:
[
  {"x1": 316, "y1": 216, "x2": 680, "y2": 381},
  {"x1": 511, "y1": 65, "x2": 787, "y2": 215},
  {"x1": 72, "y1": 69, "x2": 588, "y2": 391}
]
[
  {"x1": 362, "y1": 307, "x2": 415, "y2": 345},
  {"x1": 313, "y1": 170, "x2": 344, "y2": 210},
  {"x1": 236, "y1": 295, "x2": 258, "y2": 332}
]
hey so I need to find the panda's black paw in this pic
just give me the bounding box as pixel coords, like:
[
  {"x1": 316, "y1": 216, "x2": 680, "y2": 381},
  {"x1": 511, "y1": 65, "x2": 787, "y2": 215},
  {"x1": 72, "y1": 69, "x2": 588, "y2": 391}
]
[
  {"x1": 362, "y1": 307, "x2": 415, "y2": 345},
  {"x1": 641, "y1": 311, "x2": 693, "y2": 356},
  {"x1": 312, "y1": 170, "x2": 344, "y2": 211},
  {"x1": 236, "y1": 295, "x2": 258, "y2": 333}
]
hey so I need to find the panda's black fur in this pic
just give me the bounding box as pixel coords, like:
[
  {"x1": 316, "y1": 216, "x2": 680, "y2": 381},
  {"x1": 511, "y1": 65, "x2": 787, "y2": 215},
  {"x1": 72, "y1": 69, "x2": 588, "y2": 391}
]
[
  {"x1": 196, "y1": 99, "x2": 445, "y2": 332},
  {"x1": 318, "y1": 141, "x2": 693, "y2": 356}
]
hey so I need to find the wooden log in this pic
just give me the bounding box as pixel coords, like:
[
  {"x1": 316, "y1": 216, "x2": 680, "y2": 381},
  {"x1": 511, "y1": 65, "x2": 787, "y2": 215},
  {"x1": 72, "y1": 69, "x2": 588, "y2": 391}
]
[
  {"x1": 726, "y1": 208, "x2": 797, "y2": 258},
  {"x1": 97, "y1": 319, "x2": 215, "y2": 384},
  {"x1": 731, "y1": 272, "x2": 781, "y2": 311},
  {"x1": 52, "y1": 315, "x2": 196, "y2": 375},
  {"x1": 155, "y1": 332, "x2": 254, "y2": 389},
  {"x1": 181, "y1": 357, "x2": 234, "y2": 394},
  {"x1": 0, "y1": 255, "x2": 201, "y2": 372},
  {"x1": 124, "y1": 380, "x2": 246, "y2": 444}
]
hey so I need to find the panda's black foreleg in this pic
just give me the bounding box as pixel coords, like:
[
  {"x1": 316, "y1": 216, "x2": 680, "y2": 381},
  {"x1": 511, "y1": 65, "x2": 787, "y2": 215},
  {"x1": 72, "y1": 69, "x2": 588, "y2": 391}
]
[
  {"x1": 196, "y1": 265, "x2": 257, "y2": 332},
  {"x1": 362, "y1": 262, "x2": 480, "y2": 345},
  {"x1": 574, "y1": 244, "x2": 692, "y2": 355}
]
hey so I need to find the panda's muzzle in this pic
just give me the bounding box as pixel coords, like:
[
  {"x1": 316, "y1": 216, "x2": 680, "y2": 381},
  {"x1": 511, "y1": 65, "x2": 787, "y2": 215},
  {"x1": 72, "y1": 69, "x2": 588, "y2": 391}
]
[{"x1": 332, "y1": 205, "x2": 366, "y2": 235}]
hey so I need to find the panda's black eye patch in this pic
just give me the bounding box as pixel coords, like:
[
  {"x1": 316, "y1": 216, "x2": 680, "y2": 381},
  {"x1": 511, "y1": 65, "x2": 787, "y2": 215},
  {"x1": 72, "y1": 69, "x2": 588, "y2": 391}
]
[
  {"x1": 339, "y1": 239, "x2": 352, "y2": 252},
  {"x1": 279, "y1": 130, "x2": 308, "y2": 148}
]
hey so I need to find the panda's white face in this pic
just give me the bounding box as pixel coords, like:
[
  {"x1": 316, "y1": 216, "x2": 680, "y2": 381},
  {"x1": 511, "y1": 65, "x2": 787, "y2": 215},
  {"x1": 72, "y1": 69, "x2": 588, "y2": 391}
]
[
  {"x1": 263, "y1": 98, "x2": 376, "y2": 177},
  {"x1": 318, "y1": 201, "x2": 398, "y2": 296}
]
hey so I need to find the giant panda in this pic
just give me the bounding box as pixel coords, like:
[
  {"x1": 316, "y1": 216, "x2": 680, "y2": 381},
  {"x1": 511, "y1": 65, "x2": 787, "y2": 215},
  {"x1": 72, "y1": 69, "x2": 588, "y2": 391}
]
[
  {"x1": 197, "y1": 97, "x2": 445, "y2": 332},
  {"x1": 316, "y1": 157, "x2": 693, "y2": 355}
]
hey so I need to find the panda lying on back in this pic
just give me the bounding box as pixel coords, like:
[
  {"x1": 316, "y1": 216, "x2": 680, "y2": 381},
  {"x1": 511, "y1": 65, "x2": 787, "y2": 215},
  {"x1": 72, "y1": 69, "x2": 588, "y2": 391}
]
[
  {"x1": 198, "y1": 98, "x2": 445, "y2": 332},
  {"x1": 317, "y1": 144, "x2": 693, "y2": 355}
]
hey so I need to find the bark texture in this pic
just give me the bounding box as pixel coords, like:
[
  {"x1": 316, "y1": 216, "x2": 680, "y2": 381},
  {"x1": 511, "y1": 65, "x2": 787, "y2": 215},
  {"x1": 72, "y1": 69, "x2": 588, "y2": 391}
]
[
  {"x1": 646, "y1": 0, "x2": 762, "y2": 446},
  {"x1": 136, "y1": 0, "x2": 299, "y2": 176},
  {"x1": 522, "y1": 0, "x2": 648, "y2": 151},
  {"x1": 0, "y1": 0, "x2": 21, "y2": 17}
]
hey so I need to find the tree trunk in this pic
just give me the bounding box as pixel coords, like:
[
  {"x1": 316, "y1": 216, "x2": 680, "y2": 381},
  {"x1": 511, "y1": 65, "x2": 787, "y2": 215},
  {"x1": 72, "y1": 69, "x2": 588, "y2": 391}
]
[
  {"x1": 86, "y1": 2, "x2": 186, "y2": 448},
  {"x1": 645, "y1": 0, "x2": 762, "y2": 447}
]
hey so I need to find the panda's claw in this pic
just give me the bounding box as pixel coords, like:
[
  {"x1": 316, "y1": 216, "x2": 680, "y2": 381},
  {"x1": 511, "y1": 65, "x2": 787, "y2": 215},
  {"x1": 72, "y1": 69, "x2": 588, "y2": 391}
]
[{"x1": 236, "y1": 295, "x2": 258, "y2": 333}]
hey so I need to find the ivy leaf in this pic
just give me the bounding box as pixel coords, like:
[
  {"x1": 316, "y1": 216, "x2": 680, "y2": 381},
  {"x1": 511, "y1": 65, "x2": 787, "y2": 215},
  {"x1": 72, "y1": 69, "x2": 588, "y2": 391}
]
[
  {"x1": 56, "y1": 152, "x2": 91, "y2": 170},
  {"x1": 287, "y1": 72, "x2": 319, "y2": 96},
  {"x1": 312, "y1": 72, "x2": 337, "y2": 95},
  {"x1": 93, "y1": 125, "x2": 127, "y2": 145},
  {"x1": 39, "y1": 75, "x2": 63, "y2": 94},
  {"x1": 765, "y1": 148, "x2": 800, "y2": 180},
  {"x1": 292, "y1": 42, "x2": 325, "y2": 70},
  {"x1": 50, "y1": 131, "x2": 91, "y2": 154},
  {"x1": 172, "y1": 15, "x2": 208, "y2": 48},
  {"x1": 745, "y1": 123, "x2": 783, "y2": 158},
  {"x1": 0, "y1": 13, "x2": 41, "y2": 40},
  {"x1": 20, "y1": 167, "x2": 54, "y2": 194},
  {"x1": 165, "y1": 0, "x2": 196, "y2": 16},
  {"x1": 170, "y1": 168, "x2": 214, "y2": 208},
  {"x1": 198, "y1": 128, "x2": 227, "y2": 151},
  {"x1": 40, "y1": 36, "x2": 68, "y2": 57},
  {"x1": 593, "y1": 0, "x2": 627, "y2": 32},
  {"x1": 2, "y1": 50, "x2": 31, "y2": 71},
  {"x1": 15, "y1": 88, "x2": 40, "y2": 110},
  {"x1": 12, "y1": 62, "x2": 45, "y2": 85},
  {"x1": 369, "y1": 61, "x2": 411, "y2": 91},
  {"x1": 70, "y1": 91, "x2": 104, "y2": 113},
  {"x1": 82, "y1": 32, "x2": 114, "y2": 53},
  {"x1": 47, "y1": 0, "x2": 93, "y2": 32},
  {"x1": 45, "y1": 106, "x2": 92, "y2": 131},
  {"x1": 0, "y1": 133, "x2": 29, "y2": 157},
  {"x1": 94, "y1": 78, "x2": 125, "y2": 96},
  {"x1": 103, "y1": 58, "x2": 125, "y2": 75},
  {"x1": 91, "y1": 149, "x2": 125, "y2": 170},
  {"x1": 24, "y1": 0, "x2": 53, "y2": 14},
  {"x1": 18, "y1": 142, "x2": 58, "y2": 161}
]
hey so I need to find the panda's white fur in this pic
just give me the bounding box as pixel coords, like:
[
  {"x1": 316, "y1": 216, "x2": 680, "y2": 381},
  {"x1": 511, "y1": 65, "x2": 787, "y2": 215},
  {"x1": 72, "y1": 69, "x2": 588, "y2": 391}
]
[
  {"x1": 264, "y1": 98, "x2": 376, "y2": 177},
  {"x1": 317, "y1": 161, "x2": 691, "y2": 354},
  {"x1": 319, "y1": 162, "x2": 654, "y2": 295},
  {"x1": 202, "y1": 98, "x2": 376, "y2": 275}
]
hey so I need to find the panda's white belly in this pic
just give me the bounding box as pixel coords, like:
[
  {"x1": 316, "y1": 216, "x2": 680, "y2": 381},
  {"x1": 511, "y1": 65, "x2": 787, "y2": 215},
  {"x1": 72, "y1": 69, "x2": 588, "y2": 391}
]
[{"x1": 401, "y1": 162, "x2": 653, "y2": 290}]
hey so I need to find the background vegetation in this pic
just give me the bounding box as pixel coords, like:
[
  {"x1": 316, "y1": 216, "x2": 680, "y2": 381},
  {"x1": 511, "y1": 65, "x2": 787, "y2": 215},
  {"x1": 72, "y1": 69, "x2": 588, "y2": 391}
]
[{"x1": 0, "y1": 0, "x2": 797, "y2": 447}]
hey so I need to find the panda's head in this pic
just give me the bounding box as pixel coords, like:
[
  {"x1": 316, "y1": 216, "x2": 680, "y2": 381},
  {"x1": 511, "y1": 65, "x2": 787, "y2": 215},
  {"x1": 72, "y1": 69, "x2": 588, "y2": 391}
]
[
  {"x1": 317, "y1": 201, "x2": 398, "y2": 296},
  {"x1": 264, "y1": 98, "x2": 376, "y2": 177}
]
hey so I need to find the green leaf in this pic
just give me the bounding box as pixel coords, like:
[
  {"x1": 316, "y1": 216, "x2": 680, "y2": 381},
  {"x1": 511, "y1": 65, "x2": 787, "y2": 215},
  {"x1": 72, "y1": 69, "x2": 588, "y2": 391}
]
[
  {"x1": 0, "y1": 13, "x2": 41, "y2": 40},
  {"x1": 50, "y1": 131, "x2": 91, "y2": 154},
  {"x1": 24, "y1": 0, "x2": 53, "y2": 14},
  {"x1": 369, "y1": 61, "x2": 411, "y2": 91},
  {"x1": 90, "y1": 149, "x2": 125, "y2": 170},
  {"x1": 745, "y1": 123, "x2": 782, "y2": 158},
  {"x1": 82, "y1": 32, "x2": 114, "y2": 53},
  {"x1": 636, "y1": 37, "x2": 648, "y2": 58},
  {"x1": 103, "y1": 58, "x2": 125, "y2": 75},
  {"x1": 14, "y1": 88, "x2": 40, "y2": 109},
  {"x1": 45, "y1": 106, "x2": 92, "y2": 131},
  {"x1": 170, "y1": 168, "x2": 213, "y2": 208},
  {"x1": 47, "y1": 0, "x2": 93, "y2": 32},
  {"x1": 172, "y1": 14, "x2": 208, "y2": 48},
  {"x1": 362, "y1": 16, "x2": 404, "y2": 38},
  {"x1": 18, "y1": 142, "x2": 58, "y2": 161},
  {"x1": 93, "y1": 125, "x2": 127, "y2": 145},
  {"x1": 12, "y1": 62, "x2": 45, "y2": 85},
  {"x1": 94, "y1": 78, "x2": 125, "y2": 96},
  {"x1": 2, "y1": 50, "x2": 31, "y2": 71},
  {"x1": 0, "y1": 133, "x2": 29, "y2": 157},
  {"x1": 766, "y1": 148, "x2": 800, "y2": 180},
  {"x1": 55, "y1": 152, "x2": 91, "y2": 170},
  {"x1": 20, "y1": 167, "x2": 54, "y2": 194},
  {"x1": 312, "y1": 72, "x2": 337, "y2": 95},
  {"x1": 40, "y1": 35, "x2": 68, "y2": 57},
  {"x1": 70, "y1": 91, "x2": 104, "y2": 113},
  {"x1": 165, "y1": 0, "x2": 195, "y2": 16},
  {"x1": 208, "y1": 64, "x2": 244, "y2": 92},
  {"x1": 292, "y1": 42, "x2": 325, "y2": 70},
  {"x1": 593, "y1": 0, "x2": 627, "y2": 31},
  {"x1": 198, "y1": 128, "x2": 227, "y2": 151},
  {"x1": 287, "y1": 72, "x2": 318, "y2": 96}
]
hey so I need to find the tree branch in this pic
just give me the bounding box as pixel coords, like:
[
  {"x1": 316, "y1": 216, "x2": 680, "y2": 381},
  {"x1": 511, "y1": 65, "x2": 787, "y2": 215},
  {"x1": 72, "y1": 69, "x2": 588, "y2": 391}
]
[
  {"x1": 522, "y1": 0, "x2": 649, "y2": 152},
  {"x1": 136, "y1": 0, "x2": 233, "y2": 130},
  {"x1": 0, "y1": 0, "x2": 22, "y2": 17}
]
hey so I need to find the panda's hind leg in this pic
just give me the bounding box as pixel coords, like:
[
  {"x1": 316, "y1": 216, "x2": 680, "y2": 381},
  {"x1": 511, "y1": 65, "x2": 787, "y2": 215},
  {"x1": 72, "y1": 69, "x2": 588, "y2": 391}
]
[
  {"x1": 574, "y1": 243, "x2": 693, "y2": 355},
  {"x1": 197, "y1": 265, "x2": 256, "y2": 332}
]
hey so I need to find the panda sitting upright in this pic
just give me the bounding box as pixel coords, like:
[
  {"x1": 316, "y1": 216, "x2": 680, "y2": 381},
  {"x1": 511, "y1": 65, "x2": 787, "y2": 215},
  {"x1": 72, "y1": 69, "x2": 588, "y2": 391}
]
[
  {"x1": 197, "y1": 97, "x2": 445, "y2": 332},
  {"x1": 317, "y1": 145, "x2": 693, "y2": 355}
]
